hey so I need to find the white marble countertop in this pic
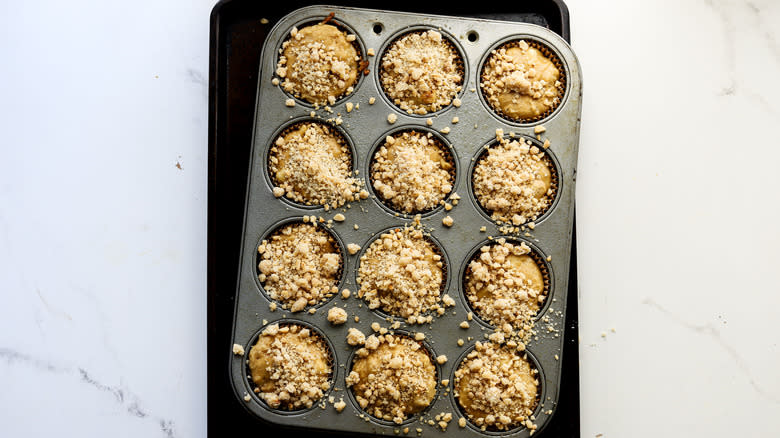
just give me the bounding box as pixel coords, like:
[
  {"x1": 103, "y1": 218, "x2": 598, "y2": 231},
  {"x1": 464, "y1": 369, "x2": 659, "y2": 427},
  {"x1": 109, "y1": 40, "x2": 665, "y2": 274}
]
[{"x1": 1, "y1": 0, "x2": 779, "y2": 437}]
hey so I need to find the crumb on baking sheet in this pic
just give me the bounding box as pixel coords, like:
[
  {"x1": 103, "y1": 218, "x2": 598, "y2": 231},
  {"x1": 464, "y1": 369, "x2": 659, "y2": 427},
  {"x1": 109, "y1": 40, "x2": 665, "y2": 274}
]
[{"x1": 327, "y1": 307, "x2": 348, "y2": 325}]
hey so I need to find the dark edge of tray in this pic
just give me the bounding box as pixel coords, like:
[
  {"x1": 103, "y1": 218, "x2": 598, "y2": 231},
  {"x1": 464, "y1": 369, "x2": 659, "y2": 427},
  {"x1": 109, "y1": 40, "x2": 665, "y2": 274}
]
[{"x1": 207, "y1": 1, "x2": 578, "y2": 436}]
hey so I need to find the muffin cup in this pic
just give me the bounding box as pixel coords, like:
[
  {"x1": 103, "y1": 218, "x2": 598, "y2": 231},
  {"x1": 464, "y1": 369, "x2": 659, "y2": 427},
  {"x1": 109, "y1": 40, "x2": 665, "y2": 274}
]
[
  {"x1": 367, "y1": 126, "x2": 458, "y2": 217},
  {"x1": 244, "y1": 319, "x2": 337, "y2": 414},
  {"x1": 470, "y1": 134, "x2": 560, "y2": 226},
  {"x1": 460, "y1": 236, "x2": 554, "y2": 330},
  {"x1": 274, "y1": 17, "x2": 367, "y2": 107},
  {"x1": 254, "y1": 217, "x2": 345, "y2": 311},
  {"x1": 478, "y1": 37, "x2": 567, "y2": 125},
  {"x1": 344, "y1": 330, "x2": 441, "y2": 425},
  {"x1": 377, "y1": 26, "x2": 467, "y2": 116},
  {"x1": 265, "y1": 117, "x2": 358, "y2": 209},
  {"x1": 354, "y1": 225, "x2": 451, "y2": 323},
  {"x1": 451, "y1": 344, "x2": 546, "y2": 434}
]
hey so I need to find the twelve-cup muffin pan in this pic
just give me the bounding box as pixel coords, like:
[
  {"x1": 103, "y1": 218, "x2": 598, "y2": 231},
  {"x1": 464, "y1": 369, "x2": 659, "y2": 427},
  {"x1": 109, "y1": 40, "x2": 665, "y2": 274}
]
[{"x1": 230, "y1": 5, "x2": 582, "y2": 437}]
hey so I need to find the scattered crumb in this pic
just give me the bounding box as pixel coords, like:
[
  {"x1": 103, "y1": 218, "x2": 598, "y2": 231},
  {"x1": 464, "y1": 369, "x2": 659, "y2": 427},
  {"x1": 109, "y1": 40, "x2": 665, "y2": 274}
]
[
  {"x1": 452, "y1": 116, "x2": 459, "y2": 124},
  {"x1": 440, "y1": 127, "x2": 450, "y2": 134},
  {"x1": 369, "y1": 97, "x2": 376, "y2": 105},
  {"x1": 347, "y1": 327, "x2": 366, "y2": 346},
  {"x1": 387, "y1": 113, "x2": 397, "y2": 124},
  {"x1": 243, "y1": 393, "x2": 251, "y2": 402},
  {"x1": 426, "y1": 118, "x2": 433, "y2": 126},
  {"x1": 233, "y1": 344, "x2": 245, "y2": 356},
  {"x1": 368, "y1": 48, "x2": 375, "y2": 56},
  {"x1": 442, "y1": 216, "x2": 454, "y2": 227},
  {"x1": 479, "y1": 226, "x2": 486, "y2": 232},
  {"x1": 333, "y1": 213, "x2": 346, "y2": 222},
  {"x1": 327, "y1": 307, "x2": 348, "y2": 325},
  {"x1": 334, "y1": 399, "x2": 347, "y2": 412},
  {"x1": 415, "y1": 332, "x2": 426, "y2": 341},
  {"x1": 285, "y1": 98, "x2": 296, "y2": 107},
  {"x1": 460, "y1": 321, "x2": 470, "y2": 329},
  {"x1": 260, "y1": 18, "x2": 269, "y2": 24},
  {"x1": 346, "y1": 102, "x2": 354, "y2": 113},
  {"x1": 457, "y1": 339, "x2": 464, "y2": 346},
  {"x1": 534, "y1": 126, "x2": 546, "y2": 134},
  {"x1": 347, "y1": 243, "x2": 361, "y2": 255},
  {"x1": 458, "y1": 417, "x2": 467, "y2": 428},
  {"x1": 436, "y1": 355, "x2": 447, "y2": 364}
]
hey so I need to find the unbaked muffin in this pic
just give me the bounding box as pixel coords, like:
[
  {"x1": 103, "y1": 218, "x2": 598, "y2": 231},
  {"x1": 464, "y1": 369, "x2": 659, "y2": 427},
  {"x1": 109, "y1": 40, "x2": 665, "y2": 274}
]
[
  {"x1": 248, "y1": 323, "x2": 332, "y2": 410},
  {"x1": 257, "y1": 222, "x2": 342, "y2": 312},
  {"x1": 380, "y1": 29, "x2": 463, "y2": 114},
  {"x1": 269, "y1": 121, "x2": 362, "y2": 208},
  {"x1": 472, "y1": 135, "x2": 555, "y2": 224},
  {"x1": 346, "y1": 333, "x2": 437, "y2": 423},
  {"x1": 276, "y1": 23, "x2": 360, "y2": 105},
  {"x1": 454, "y1": 341, "x2": 539, "y2": 431},
  {"x1": 481, "y1": 40, "x2": 563, "y2": 122},
  {"x1": 357, "y1": 226, "x2": 446, "y2": 323},
  {"x1": 370, "y1": 130, "x2": 455, "y2": 214},
  {"x1": 464, "y1": 238, "x2": 547, "y2": 338}
]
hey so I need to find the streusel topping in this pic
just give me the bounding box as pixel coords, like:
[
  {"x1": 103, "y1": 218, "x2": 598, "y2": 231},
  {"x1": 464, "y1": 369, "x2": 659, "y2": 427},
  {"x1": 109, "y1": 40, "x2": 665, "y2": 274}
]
[
  {"x1": 380, "y1": 30, "x2": 463, "y2": 114},
  {"x1": 257, "y1": 223, "x2": 341, "y2": 311}
]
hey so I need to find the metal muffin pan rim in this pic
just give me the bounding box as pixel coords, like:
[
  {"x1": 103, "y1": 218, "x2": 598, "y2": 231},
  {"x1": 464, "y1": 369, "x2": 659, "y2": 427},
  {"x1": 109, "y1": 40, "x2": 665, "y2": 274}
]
[
  {"x1": 343, "y1": 329, "x2": 444, "y2": 427},
  {"x1": 449, "y1": 343, "x2": 547, "y2": 437},
  {"x1": 374, "y1": 24, "x2": 470, "y2": 118},
  {"x1": 365, "y1": 124, "x2": 461, "y2": 218},
  {"x1": 242, "y1": 318, "x2": 339, "y2": 416},
  {"x1": 476, "y1": 33, "x2": 571, "y2": 127},
  {"x1": 252, "y1": 216, "x2": 347, "y2": 312},
  {"x1": 467, "y1": 133, "x2": 563, "y2": 227},
  {"x1": 230, "y1": 5, "x2": 582, "y2": 436},
  {"x1": 351, "y1": 223, "x2": 453, "y2": 323},
  {"x1": 271, "y1": 15, "x2": 369, "y2": 108}
]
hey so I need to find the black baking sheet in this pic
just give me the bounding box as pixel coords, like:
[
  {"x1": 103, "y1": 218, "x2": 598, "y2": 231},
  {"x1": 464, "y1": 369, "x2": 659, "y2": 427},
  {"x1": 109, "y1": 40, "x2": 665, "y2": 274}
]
[{"x1": 207, "y1": 1, "x2": 579, "y2": 436}]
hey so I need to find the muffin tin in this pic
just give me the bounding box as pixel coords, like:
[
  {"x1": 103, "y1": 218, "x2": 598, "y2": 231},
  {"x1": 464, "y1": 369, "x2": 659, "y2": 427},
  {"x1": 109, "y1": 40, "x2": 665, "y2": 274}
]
[{"x1": 230, "y1": 5, "x2": 582, "y2": 437}]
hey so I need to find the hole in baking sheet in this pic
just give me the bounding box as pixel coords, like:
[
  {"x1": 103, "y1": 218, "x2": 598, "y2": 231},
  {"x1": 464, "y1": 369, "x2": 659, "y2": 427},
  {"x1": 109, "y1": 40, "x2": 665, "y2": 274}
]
[
  {"x1": 372, "y1": 23, "x2": 384, "y2": 34},
  {"x1": 466, "y1": 31, "x2": 478, "y2": 42}
]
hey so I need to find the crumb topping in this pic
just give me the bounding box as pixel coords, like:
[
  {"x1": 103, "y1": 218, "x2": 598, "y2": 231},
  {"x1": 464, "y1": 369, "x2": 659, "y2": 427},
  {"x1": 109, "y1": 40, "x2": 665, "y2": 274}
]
[
  {"x1": 454, "y1": 341, "x2": 538, "y2": 431},
  {"x1": 327, "y1": 307, "x2": 348, "y2": 325},
  {"x1": 248, "y1": 323, "x2": 332, "y2": 410},
  {"x1": 357, "y1": 226, "x2": 445, "y2": 321},
  {"x1": 481, "y1": 40, "x2": 561, "y2": 121},
  {"x1": 472, "y1": 136, "x2": 553, "y2": 223},
  {"x1": 347, "y1": 334, "x2": 436, "y2": 423},
  {"x1": 277, "y1": 24, "x2": 359, "y2": 105},
  {"x1": 257, "y1": 223, "x2": 341, "y2": 311},
  {"x1": 371, "y1": 130, "x2": 454, "y2": 213},
  {"x1": 464, "y1": 239, "x2": 546, "y2": 337},
  {"x1": 380, "y1": 30, "x2": 463, "y2": 114},
  {"x1": 269, "y1": 122, "x2": 361, "y2": 208}
]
